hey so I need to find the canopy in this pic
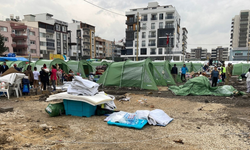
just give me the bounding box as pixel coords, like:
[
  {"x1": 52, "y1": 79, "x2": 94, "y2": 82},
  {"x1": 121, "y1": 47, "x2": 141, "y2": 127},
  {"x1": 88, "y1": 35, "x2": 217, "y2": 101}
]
[
  {"x1": 169, "y1": 76, "x2": 241, "y2": 96},
  {"x1": 0, "y1": 57, "x2": 28, "y2": 61},
  {"x1": 35, "y1": 59, "x2": 69, "y2": 73},
  {"x1": 98, "y1": 58, "x2": 164, "y2": 90},
  {"x1": 152, "y1": 61, "x2": 176, "y2": 85},
  {"x1": 232, "y1": 63, "x2": 250, "y2": 75},
  {"x1": 66, "y1": 60, "x2": 93, "y2": 78}
]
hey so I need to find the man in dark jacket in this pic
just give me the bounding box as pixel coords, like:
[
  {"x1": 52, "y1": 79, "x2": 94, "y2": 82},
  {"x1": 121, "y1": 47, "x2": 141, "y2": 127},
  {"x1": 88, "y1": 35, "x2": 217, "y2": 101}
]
[
  {"x1": 0, "y1": 62, "x2": 9, "y2": 74},
  {"x1": 171, "y1": 64, "x2": 178, "y2": 83},
  {"x1": 40, "y1": 64, "x2": 50, "y2": 90}
]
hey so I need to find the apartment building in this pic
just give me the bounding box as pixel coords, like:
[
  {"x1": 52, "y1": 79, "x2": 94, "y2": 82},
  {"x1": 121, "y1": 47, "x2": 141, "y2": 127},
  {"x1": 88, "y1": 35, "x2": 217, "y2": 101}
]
[
  {"x1": 181, "y1": 27, "x2": 188, "y2": 56},
  {"x1": 190, "y1": 47, "x2": 207, "y2": 60},
  {"x1": 122, "y1": 2, "x2": 184, "y2": 61},
  {"x1": 23, "y1": 13, "x2": 68, "y2": 57},
  {"x1": 185, "y1": 52, "x2": 191, "y2": 60},
  {"x1": 230, "y1": 10, "x2": 250, "y2": 61},
  {"x1": 114, "y1": 43, "x2": 124, "y2": 57},
  {"x1": 95, "y1": 36, "x2": 106, "y2": 59},
  {"x1": 68, "y1": 20, "x2": 95, "y2": 59},
  {"x1": 211, "y1": 46, "x2": 228, "y2": 61},
  {"x1": 0, "y1": 17, "x2": 40, "y2": 58}
]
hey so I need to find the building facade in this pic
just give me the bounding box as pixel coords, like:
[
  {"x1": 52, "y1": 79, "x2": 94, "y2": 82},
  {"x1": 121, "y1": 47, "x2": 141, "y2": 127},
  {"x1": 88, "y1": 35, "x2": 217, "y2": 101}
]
[
  {"x1": 68, "y1": 20, "x2": 95, "y2": 59},
  {"x1": 190, "y1": 47, "x2": 207, "y2": 60},
  {"x1": 181, "y1": 27, "x2": 188, "y2": 57},
  {"x1": 230, "y1": 10, "x2": 250, "y2": 61},
  {"x1": 105, "y1": 40, "x2": 114, "y2": 57},
  {"x1": 122, "y1": 2, "x2": 184, "y2": 61},
  {"x1": 211, "y1": 46, "x2": 228, "y2": 61},
  {"x1": 0, "y1": 18, "x2": 40, "y2": 58},
  {"x1": 95, "y1": 36, "x2": 106, "y2": 59}
]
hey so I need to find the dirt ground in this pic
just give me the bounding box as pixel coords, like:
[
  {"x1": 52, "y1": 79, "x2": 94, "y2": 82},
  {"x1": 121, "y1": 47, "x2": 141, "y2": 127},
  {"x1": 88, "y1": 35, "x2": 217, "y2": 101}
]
[{"x1": 0, "y1": 82, "x2": 250, "y2": 149}]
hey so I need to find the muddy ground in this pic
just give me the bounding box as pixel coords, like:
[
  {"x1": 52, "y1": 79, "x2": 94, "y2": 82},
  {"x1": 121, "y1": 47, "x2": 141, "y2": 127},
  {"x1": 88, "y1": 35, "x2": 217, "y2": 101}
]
[{"x1": 0, "y1": 81, "x2": 250, "y2": 149}]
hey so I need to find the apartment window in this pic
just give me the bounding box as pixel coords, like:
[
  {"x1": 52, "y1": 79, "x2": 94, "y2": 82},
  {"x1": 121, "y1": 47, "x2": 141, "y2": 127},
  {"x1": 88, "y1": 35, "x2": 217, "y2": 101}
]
[
  {"x1": 235, "y1": 53, "x2": 243, "y2": 56},
  {"x1": 29, "y1": 31, "x2": 35, "y2": 36},
  {"x1": 40, "y1": 50, "x2": 47, "y2": 54},
  {"x1": 31, "y1": 49, "x2": 36, "y2": 53},
  {"x1": 142, "y1": 32, "x2": 146, "y2": 38},
  {"x1": 151, "y1": 23, "x2": 155, "y2": 29},
  {"x1": 135, "y1": 41, "x2": 137, "y2": 47},
  {"x1": 0, "y1": 26, "x2": 8, "y2": 32},
  {"x1": 149, "y1": 40, "x2": 155, "y2": 46},
  {"x1": 159, "y1": 22, "x2": 163, "y2": 29},
  {"x1": 46, "y1": 34, "x2": 53, "y2": 39},
  {"x1": 63, "y1": 34, "x2": 67, "y2": 40},
  {"x1": 39, "y1": 32, "x2": 46, "y2": 38},
  {"x1": 134, "y1": 32, "x2": 137, "y2": 38},
  {"x1": 141, "y1": 23, "x2": 147, "y2": 30},
  {"x1": 142, "y1": 40, "x2": 145, "y2": 47},
  {"x1": 56, "y1": 32, "x2": 61, "y2": 39},
  {"x1": 62, "y1": 26, "x2": 66, "y2": 32},
  {"x1": 55, "y1": 24, "x2": 61, "y2": 31},
  {"x1": 150, "y1": 48, "x2": 156, "y2": 55},
  {"x1": 149, "y1": 31, "x2": 156, "y2": 38},
  {"x1": 4, "y1": 37, "x2": 8, "y2": 42},
  {"x1": 40, "y1": 41, "x2": 46, "y2": 46},
  {"x1": 140, "y1": 48, "x2": 147, "y2": 55},
  {"x1": 158, "y1": 48, "x2": 163, "y2": 54},
  {"x1": 159, "y1": 14, "x2": 163, "y2": 20},
  {"x1": 151, "y1": 14, "x2": 157, "y2": 20},
  {"x1": 30, "y1": 40, "x2": 35, "y2": 45},
  {"x1": 141, "y1": 15, "x2": 147, "y2": 21}
]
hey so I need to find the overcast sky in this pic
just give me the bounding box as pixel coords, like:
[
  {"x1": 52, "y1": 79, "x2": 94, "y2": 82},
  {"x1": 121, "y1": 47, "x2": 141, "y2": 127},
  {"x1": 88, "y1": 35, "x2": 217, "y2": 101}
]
[{"x1": 0, "y1": 0, "x2": 250, "y2": 52}]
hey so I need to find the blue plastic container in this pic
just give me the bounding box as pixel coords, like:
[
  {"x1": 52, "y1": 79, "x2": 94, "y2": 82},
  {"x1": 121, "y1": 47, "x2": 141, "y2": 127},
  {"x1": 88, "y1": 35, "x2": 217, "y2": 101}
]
[
  {"x1": 107, "y1": 119, "x2": 148, "y2": 129},
  {"x1": 63, "y1": 99, "x2": 97, "y2": 117}
]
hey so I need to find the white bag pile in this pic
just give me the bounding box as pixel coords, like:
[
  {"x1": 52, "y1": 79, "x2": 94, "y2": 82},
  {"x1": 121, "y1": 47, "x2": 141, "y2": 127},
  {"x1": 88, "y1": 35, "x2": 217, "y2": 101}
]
[{"x1": 67, "y1": 76, "x2": 99, "y2": 96}]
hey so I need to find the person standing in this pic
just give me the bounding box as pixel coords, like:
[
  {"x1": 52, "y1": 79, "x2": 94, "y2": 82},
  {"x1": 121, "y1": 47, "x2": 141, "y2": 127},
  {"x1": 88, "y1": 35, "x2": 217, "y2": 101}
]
[
  {"x1": 171, "y1": 64, "x2": 178, "y2": 83},
  {"x1": 181, "y1": 64, "x2": 188, "y2": 82},
  {"x1": 13, "y1": 64, "x2": 21, "y2": 72},
  {"x1": 24, "y1": 65, "x2": 34, "y2": 87},
  {"x1": 33, "y1": 67, "x2": 40, "y2": 88},
  {"x1": 50, "y1": 65, "x2": 57, "y2": 91},
  {"x1": 221, "y1": 64, "x2": 226, "y2": 82},
  {"x1": 245, "y1": 68, "x2": 250, "y2": 93},
  {"x1": 0, "y1": 62, "x2": 9, "y2": 74},
  {"x1": 225, "y1": 63, "x2": 233, "y2": 85},
  {"x1": 40, "y1": 64, "x2": 50, "y2": 90},
  {"x1": 211, "y1": 66, "x2": 220, "y2": 87}
]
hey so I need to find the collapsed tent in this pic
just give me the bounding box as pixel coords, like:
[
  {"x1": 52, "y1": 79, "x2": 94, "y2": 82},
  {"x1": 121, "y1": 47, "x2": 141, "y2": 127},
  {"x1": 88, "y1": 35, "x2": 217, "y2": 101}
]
[
  {"x1": 66, "y1": 60, "x2": 93, "y2": 78},
  {"x1": 232, "y1": 63, "x2": 250, "y2": 76},
  {"x1": 35, "y1": 59, "x2": 69, "y2": 73},
  {"x1": 152, "y1": 61, "x2": 176, "y2": 85},
  {"x1": 169, "y1": 76, "x2": 241, "y2": 96},
  {"x1": 1, "y1": 67, "x2": 22, "y2": 76},
  {"x1": 98, "y1": 58, "x2": 165, "y2": 90}
]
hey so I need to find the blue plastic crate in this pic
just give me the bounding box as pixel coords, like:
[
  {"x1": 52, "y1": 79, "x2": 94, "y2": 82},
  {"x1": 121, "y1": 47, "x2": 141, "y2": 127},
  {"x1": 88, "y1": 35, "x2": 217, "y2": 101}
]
[{"x1": 63, "y1": 99, "x2": 97, "y2": 117}]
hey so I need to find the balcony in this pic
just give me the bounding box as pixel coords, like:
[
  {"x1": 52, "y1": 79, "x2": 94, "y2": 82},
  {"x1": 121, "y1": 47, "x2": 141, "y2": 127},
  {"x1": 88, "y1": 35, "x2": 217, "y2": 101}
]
[
  {"x1": 47, "y1": 45, "x2": 55, "y2": 50},
  {"x1": 165, "y1": 16, "x2": 174, "y2": 19},
  {"x1": 151, "y1": 17, "x2": 157, "y2": 20},
  {"x1": 11, "y1": 42, "x2": 16, "y2": 48},
  {"x1": 148, "y1": 43, "x2": 156, "y2": 46},
  {"x1": 165, "y1": 25, "x2": 174, "y2": 28},
  {"x1": 12, "y1": 34, "x2": 28, "y2": 39},
  {"x1": 10, "y1": 24, "x2": 27, "y2": 30},
  {"x1": 82, "y1": 27, "x2": 90, "y2": 31},
  {"x1": 46, "y1": 38, "x2": 55, "y2": 43},
  {"x1": 126, "y1": 19, "x2": 136, "y2": 24},
  {"x1": 83, "y1": 34, "x2": 90, "y2": 37},
  {"x1": 83, "y1": 48, "x2": 90, "y2": 51},
  {"x1": 148, "y1": 35, "x2": 156, "y2": 38},
  {"x1": 126, "y1": 28, "x2": 135, "y2": 31},
  {"x1": 46, "y1": 29, "x2": 54, "y2": 33},
  {"x1": 16, "y1": 43, "x2": 28, "y2": 48},
  {"x1": 83, "y1": 41, "x2": 90, "y2": 45}
]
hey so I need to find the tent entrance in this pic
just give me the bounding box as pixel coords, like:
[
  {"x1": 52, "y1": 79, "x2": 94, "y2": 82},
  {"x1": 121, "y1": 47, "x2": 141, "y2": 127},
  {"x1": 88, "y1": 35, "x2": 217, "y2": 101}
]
[{"x1": 83, "y1": 65, "x2": 90, "y2": 77}]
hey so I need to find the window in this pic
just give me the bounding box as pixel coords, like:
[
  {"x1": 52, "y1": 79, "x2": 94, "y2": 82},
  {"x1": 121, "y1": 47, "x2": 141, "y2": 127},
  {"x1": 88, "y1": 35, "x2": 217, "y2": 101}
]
[
  {"x1": 142, "y1": 32, "x2": 146, "y2": 38},
  {"x1": 56, "y1": 32, "x2": 61, "y2": 39},
  {"x1": 135, "y1": 41, "x2": 137, "y2": 47},
  {"x1": 4, "y1": 37, "x2": 8, "y2": 42},
  {"x1": 29, "y1": 31, "x2": 35, "y2": 36},
  {"x1": 149, "y1": 40, "x2": 156, "y2": 46},
  {"x1": 159, "y1": 14, "x2": 163, "y2": 20},
  {"x1": 140, "y1": 48, "x2": 147, "y2": 55},
  {"x1": 142, "y1": 40, "x2": 145, "y2": 47},
  {"x1": 31, "y1": 49, "x2": 36, "y2": 53},
  {"x1": 62, "y1": 26, "x2": 66, "y2": 32},
  {"x1": 159, "y1": 22, "x2": 163, "y2": 29},
  {"x1": 235, "y1": 53, "x2": 243, "y2": 56},
  {"x1": 134, "y1": 32, "x2": 138, "y2": 38},
  {"x1": 0, "y1": 26, "x2": 8, "y2": 32},
  {"x1": 30, "y1": 40, "x2": 35, "y2": 44},
  {"x1": 40, "y1": 41, "x2": 46, "y2": 46},
  {"x1": 56, "y1": 24, "x2": 61, "y2": 31},
  {"x1": 150, "y1": 48, "x2": 156, "y2": 55},
  {"x1": 40, "y1": 50, "x2": 47, "y2": 54},
  {"x1": 63, "y1": 34, "x2": 67, "y2": 40},
  {"x1": 151, "y1": 14, "x2": 157, "y2": 20},
  {"x1": 158, "y1": 48, "x2": 162, "y2": 54},
  {"x1": 39, "y1": 32, "x2": 46, "y2": 38},
  {"x1": 141, "y1": 23, "x2": 147, "y2": 30},
  {"x1": 151, "y1": 23, "x2": 155, "y2": 29}
]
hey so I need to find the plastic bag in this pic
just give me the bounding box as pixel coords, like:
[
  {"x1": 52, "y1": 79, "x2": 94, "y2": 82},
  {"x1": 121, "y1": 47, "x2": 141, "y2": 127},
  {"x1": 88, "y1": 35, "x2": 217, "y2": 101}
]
[{"x1": 45, "y1": 102, "x2": 65, "y2": 117}]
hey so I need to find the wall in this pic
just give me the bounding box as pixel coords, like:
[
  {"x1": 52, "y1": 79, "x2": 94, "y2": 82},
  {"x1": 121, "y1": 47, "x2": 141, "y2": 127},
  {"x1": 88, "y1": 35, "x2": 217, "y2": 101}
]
[{"x1": 0, "y1": 21, "x2": 12, "y2": 54}]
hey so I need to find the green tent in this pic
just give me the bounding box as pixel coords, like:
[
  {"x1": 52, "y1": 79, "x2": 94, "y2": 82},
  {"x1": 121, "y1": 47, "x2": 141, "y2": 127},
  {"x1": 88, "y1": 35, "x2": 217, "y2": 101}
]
[
  {"x1": 91, "y1": 61, "x2": 109, "y2": 72},
  {"x1": 25, "y1": 62, "x2": 35, "y2": 71},
  {"x1": 35, "y1": 59, "x2": 69, "y2": 73},
  {"x1": 169, "y1": 76, "x2": 241, "y2": 96},
  {"x1": 192, "y1": 63, "x2": 203, "y2": 72},
  {"x1": 98, "y1": 59, "x2": 164, "y2": 90},
  {"x1": 232, "y1": 63, "x2": 250, "y2": 75},
  {"x1": 6, "y1": 61, "x2": 15, "y2": 67},
  {"x1": 152, "y1": 61, "x2": 176, "y2": 85},
  {"x1": 169, "y1": 62, "x2": 192, "y2": 83},
  {"x1": 11, "y1": 61, "x2": 27, "y2": 72},
  {"x1": 66, "y1": 60, "x2": 93, "y2": 78}
]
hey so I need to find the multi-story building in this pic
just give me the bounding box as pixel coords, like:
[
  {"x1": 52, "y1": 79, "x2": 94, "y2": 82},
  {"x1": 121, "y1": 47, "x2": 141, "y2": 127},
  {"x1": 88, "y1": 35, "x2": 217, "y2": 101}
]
[
  {"x1": 230, "y1": 10, "x2": 250, "y2": 61},
  {"x1": 181, "y1": 27, "x2": 188, "y2": 57},
  {"x1": 211, "y1": 46, "x2": 228, "y2": 61},
  {"x1": 23, "y1": 13, "x2": 68, "y2": 57},
  {"x1": 0, "y1": 17, "x2": 40, "y2": 58},
  {"x1": 68, "y1": 20, "x2": 95, "y2": 59},
  {"x1": 95, "y1": 36, "x2": 106, "y2": 59},
  {"x1": 185, "y1": 52, "x2": 191, "y2": 60},
  {"x1": 105, "y1": 40, "x2": 114, "y2": 57},
  {"x1": 190, "y1": 47, "x2": 207, "y2": 60},
  {"x1": 114, "y1": 43, "x2": 124, "y2": 57},
  {"x1": 122, "y1": 2, "x2": 184, "y2": 61}
]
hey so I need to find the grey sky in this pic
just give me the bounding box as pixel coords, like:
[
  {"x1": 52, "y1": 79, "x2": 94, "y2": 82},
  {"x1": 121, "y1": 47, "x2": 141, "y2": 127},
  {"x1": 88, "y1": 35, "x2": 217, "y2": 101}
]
[{"x1": 0, "y1": 0, "x2": 250, "y2": 52}]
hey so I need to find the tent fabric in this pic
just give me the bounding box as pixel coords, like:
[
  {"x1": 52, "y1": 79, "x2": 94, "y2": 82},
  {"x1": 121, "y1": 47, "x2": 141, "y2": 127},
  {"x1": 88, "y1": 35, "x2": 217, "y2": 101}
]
[
  {"x1": 232, "y1": 63, "x2": 250, "y2": 76},
  {"x1": 0, "y1": 73, "x2": 26, "y2": 85},
  {"x1": 35, "y1": 59, "x2": 69, "y2": 73},
  {"x1": 11, "y1": 61, "x2": 27, "y2": 72},
  {"x1": 152, "y1": 61, "x2": 176, "y2": 85},
  {"x1": 91, "y1": 61, "x2": 109, "y2": 72},
  {"x1": 25, "y1": 62, "x2": 35, "y2": 71},
  {"x1": 98, "y1": 59, "x2": 164, "y2": 90},
  {"x1": 169, "y1": 76, "x2": 239, "y2": 96},
  {"x1": 0, "y1": 57, "x2": 28, "y2": 61},
  {"x1": 192, "y1": 63, "x2": 203, "y2": 72},
  {"x1": 1, "y1": 67, "x2": 22, "y2": 76},
  {"x1": 66, "y1": 60, "x2": 93, "y2": 78}
]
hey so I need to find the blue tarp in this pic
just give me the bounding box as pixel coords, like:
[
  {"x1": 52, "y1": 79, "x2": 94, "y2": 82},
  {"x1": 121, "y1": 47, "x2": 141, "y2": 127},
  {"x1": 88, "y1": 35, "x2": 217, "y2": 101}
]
[{"x1": 0, "y1": 57, "x2": 28, "y2": 61}]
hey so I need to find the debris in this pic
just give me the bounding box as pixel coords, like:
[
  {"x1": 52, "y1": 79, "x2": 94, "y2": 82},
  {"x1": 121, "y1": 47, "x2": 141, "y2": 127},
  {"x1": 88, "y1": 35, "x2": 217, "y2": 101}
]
[
  {"x1": 150, "y1": 105, "x2": 155, "y2": 108},
  {"x1": 173, "y1": 139, "x2": 184, "y2": 144},
  {"x1": 0, "y1": 122, "x2": 6, "y2": 125},
  {"x1": 6, "y1": 136, "x2": 14, "y2": 142},
  {"x1": 0, "y1": 107, "x2": 14, "y2": 113},
  {"x1": 23, "y1": 143, "x2": 32, "y2": 147},
  {"x1": 204, "y1": 100, "x2": 209, "y2": 103},
  {"x1": 15, "y1": 100, "x2": 19, "y2": 102},
  {"x1": 39, "y1": 124, "x2": 48, "y2": 129},
  {"x1": 226, "y1": 97, "x2": 234, "y2": 100},
  {"x1": 197, "y1": 127, "x2": 201, "y2": 129},
  {"x1": 147, "y1": 92, "x2": 153, "y2": 95},
  {"x1": 198, "y1": 107, "x2": 204, "y2": 111},
  {"x1": 242, "y1": 95, "x2": 248, "y2": 99},
  {"x1": 158, "y1": 92, "x2": 161, "y2": 94},
  {"x1": 0, "y1": 133, "x2": 7, "y2": 144}
]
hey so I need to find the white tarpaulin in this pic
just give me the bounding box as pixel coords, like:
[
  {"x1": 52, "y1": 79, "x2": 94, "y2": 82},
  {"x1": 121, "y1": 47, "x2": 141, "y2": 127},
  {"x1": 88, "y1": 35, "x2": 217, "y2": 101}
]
[
  {"x1": 46, "y1": 92, "x2": 113, "y2": 106},
  {"x1": 0, "y1": 73, "x2": 26, "y2": 85}
]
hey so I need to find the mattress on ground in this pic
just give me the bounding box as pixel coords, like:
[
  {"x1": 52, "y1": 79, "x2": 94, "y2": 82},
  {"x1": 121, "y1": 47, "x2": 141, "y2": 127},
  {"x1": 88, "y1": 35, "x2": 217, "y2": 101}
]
[{"x1": 46, "y1": 92, "x2": 113, "y2": 106}]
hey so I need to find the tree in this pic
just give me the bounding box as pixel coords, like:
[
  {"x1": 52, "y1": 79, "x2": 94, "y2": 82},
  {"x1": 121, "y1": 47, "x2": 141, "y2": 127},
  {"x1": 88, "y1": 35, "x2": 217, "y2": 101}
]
[{"x1": 0, "y1": 34, "x2": 8, "y2": 54}]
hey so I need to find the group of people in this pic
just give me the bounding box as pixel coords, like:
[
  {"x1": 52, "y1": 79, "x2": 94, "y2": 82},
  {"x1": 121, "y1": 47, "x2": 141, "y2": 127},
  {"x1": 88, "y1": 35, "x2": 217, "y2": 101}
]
[{"x1": 171, "y1": 64, "x2": 189, "y2": 83}]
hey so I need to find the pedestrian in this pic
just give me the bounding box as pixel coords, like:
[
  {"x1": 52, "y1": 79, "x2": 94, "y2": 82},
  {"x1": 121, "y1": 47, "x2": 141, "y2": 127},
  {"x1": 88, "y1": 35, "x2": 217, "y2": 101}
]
[
  {"x1": 181, "y1": 64, "x2": 188, "y2": 82},
  {"x1": 50, "y1": 65, "x2": 57, "y2": 91},
  {"x1": 245, "y1": 68, "x2": 250, "y2": 93},
  {"x1": 56, "y1": 68, "x2": 62, "y2": 85},
  {"x1": 0, "y1": 62, "x2": 9, "y2": 74},
  {"x1": 171, "y1": 64, "x2": 178, "y2": 83},
  {"x1": 13, "y1": 64, "x2": 21, "y2": 71},
  {"x1": 203, "y1": 63, "x2": 209, "y2": 72},
  {"x1": 40, "y1": 64, "x2": 50, "y2": 90},
  {"x1": 211, "y1": 66, "x2": 220, "y2": 87},
  {"x1": 225, "y1": 63, "x2": 233, "y2": 85},
  {"x1": 24, "y1": 65, "x2": 34, "y2": 87},
  {"x1": 221, "y1": 64, "x2": 226, "y2": 82},
  {"x1": 33, "y1": 67, "x2": 40, "y2": 88}
]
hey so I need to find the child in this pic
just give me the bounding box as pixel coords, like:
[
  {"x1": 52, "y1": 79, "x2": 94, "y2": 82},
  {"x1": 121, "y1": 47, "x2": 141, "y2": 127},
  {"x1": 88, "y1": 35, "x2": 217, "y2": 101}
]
[{"x1": 33, "y1": 67, "x2": 40, "y2": 88}]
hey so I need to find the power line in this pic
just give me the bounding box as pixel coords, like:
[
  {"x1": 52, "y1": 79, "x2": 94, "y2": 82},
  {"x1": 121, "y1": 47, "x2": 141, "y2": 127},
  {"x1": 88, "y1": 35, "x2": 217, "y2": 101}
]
[{"x1": 83, "y1": 0, "x2": 125, "y2": 16}]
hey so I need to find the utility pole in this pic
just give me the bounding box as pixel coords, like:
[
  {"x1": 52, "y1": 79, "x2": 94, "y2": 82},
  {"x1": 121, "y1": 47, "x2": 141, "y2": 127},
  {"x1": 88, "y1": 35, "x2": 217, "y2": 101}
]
[{"x1": 136, "y1": 12, "x2": 139, "y2": 61}]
